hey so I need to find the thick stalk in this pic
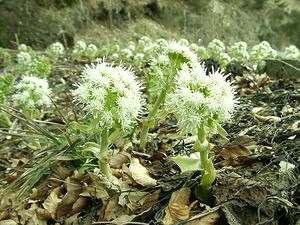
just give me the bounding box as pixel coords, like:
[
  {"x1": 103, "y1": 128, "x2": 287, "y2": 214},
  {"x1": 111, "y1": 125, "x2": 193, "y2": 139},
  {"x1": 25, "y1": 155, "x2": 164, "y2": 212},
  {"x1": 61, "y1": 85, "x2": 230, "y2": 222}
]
[
  {"x1": 197, "y1": 123, "x2": 208, "y2": 176},
  {"x1": 99, "y1": 127, "x2": 111, "y2": 178},
  {"x1": 140, "y1": 88, "x2": 167, "y2": 150},
  {"x1": 100, "y1": 127, "x2": 109, "y2": 156}
]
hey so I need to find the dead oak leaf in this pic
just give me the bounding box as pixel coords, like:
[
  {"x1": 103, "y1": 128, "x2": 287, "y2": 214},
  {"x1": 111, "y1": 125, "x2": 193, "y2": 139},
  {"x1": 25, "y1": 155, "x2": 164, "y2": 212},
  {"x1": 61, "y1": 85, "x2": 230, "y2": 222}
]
[
  {"x1": 163, "y1": 187, "x2": 191, "y2": 225},
  {"x1": 42, "y1": 187, "x2": 62, "y2": 220},
  {"x1": 129, "y1": 158, "x2": 157, "y2": 187}
]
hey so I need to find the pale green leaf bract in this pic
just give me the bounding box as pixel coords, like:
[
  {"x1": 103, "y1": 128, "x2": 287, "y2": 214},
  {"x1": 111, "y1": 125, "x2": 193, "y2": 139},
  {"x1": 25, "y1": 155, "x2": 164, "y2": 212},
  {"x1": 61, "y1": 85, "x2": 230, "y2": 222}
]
[{"x1": 172, "y1": 153, "x2": 202, "y2": 173}]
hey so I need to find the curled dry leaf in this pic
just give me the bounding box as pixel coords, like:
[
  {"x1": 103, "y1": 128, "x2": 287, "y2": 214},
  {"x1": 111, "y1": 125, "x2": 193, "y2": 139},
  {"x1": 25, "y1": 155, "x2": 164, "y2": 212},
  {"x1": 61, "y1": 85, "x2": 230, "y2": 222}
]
[
  {"x1": 142, "y1": 189, "x2": 161, "y2": 211},
  {"x1": 129, "y1": 158, "x2": 157, "y2": 187},
  {"x1": 216, "y1": 145, "x2": 251, "y2": 159},
  {"x1": 109, "y1": 152, "x2": 131, "y2": 169},
  {"x1": 101, "y1": 194, "x2": 127, "y2": 221},
  {"x1": 163, "y1": 187, "x2": 191, "y2": 225},
  {"x1": 42, "y1": 187, "x2": 62, "y2": 220},
  {"x1": 72, "y1": 196, "x2": 89, "y2": 214}
]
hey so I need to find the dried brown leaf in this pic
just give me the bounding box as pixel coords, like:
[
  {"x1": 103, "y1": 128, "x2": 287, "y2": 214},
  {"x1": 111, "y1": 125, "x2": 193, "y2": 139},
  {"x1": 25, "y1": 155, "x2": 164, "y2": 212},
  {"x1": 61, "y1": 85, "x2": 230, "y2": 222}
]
[
  {"x1": 102, "y1": 195, "x2": 126, "y2": 221},
  {"x1": 217, "y1": 145, "x2": 251, "y2": 159},
  {"x1": 35, "y1": 208, "x2": 52, "y2": 220},
  {"x1": 109, "y1": 152, "x2": 131, "y2": 169},
  {"x1": 56, "y1": 191, "x2": 79, "y2": 218},
  {"x1": 253, "y1": 114, "x2": 281, "y2": 123},
  {"x1": 163, "y1": 203, "x2": 189, "y2": 225},
  {"x1": 163, "y1": 188, "x2": 191, "y2": 225},
  {"x1": 142, "y1": 189, "x2": 161, "y2": 211},
  {"x1": 72, "y1": 196, "x2": 89, "y2": 214},
  {"x1": 129, "y1": 158, "x2": 157, "y2": 187},
  {"x1": 42, "y1": 187, "x2": 62, "y2": 219}
]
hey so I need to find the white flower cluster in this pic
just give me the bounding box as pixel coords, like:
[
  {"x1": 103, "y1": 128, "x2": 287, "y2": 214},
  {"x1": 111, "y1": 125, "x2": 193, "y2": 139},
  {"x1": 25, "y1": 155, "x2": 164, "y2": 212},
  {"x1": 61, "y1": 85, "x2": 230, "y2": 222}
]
[
  {"x1": 250, "y1": 41, "x2": 277, "y2": 63},
  {"x1": 166, "y1": 40, "x2": 199, "y2": 67},
  {"x1": 17, "y1": 52, "x2": 32, "y2": 66},
  {"x1": 149, "y1": 41, "x2": 199, "y2": 89},
  {"x1": 86, "y1": 44, "x2": 98, "y2": 58},
  {"x1": 230, "y1": 41, "x2": 249, "y2": 62},
  {"x1": 167, "y1": 64, "x2": 236, "y2": 135},
  {"x1": 18, "y1": 44, "x2": 28, "y2": 52},
  {"x1": 12, "y1": 76, "x2": 52, "y2": 109},
  {"x1": 47, "y1": 42, "x2": 64, "y2": 57},
  {"x1": 72, "y1": 40, "x2": 98, "y2": 59},
  {"x1": 73, "y1": 61, "x2": 144, "y2": 129},
  {"x1": 208, "y1": 39, "x2": 226, "y2": 58},
  {"x1": 283, "y1": 45, "x2": 300, "y2": 59}
]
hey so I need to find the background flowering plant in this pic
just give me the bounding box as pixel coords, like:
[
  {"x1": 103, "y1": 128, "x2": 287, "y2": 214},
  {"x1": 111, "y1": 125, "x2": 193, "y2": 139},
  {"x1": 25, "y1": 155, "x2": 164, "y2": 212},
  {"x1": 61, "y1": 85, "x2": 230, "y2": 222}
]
[{"x1": 12, "y1": 76, "x2": 52, "y2": 118}]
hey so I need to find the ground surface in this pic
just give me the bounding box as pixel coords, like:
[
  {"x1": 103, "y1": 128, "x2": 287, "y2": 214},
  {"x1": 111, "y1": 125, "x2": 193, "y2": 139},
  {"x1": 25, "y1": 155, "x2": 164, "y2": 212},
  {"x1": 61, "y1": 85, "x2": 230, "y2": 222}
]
[
  {"x1": 0, "y1": 55, "x2": 299, "y2": 225},
  {"x1": 0, "y1": 1, "x2": 300, "y2": 225}
]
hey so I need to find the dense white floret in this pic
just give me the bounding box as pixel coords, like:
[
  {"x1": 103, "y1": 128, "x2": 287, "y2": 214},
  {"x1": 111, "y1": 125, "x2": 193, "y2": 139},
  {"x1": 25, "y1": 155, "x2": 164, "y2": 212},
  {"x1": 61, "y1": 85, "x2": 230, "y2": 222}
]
[
  {"x1": 167, "y1": 64, "x2": 237, "y2": 134},
  {"x1": 13, "y1": 76, "x2": 52, "y2": 108},
  {"x1": 230, "y1": 41, "x2": 249, "y2": 62},
  {"x1": 17, "y1": 52, "x2": 32, "y2": 66},
  {"x1": 48, "y1": 42, "x2": 64, "y2": 56},
  {"x1": 73, "y1": 61, "x2": 144, "y2": 129}
]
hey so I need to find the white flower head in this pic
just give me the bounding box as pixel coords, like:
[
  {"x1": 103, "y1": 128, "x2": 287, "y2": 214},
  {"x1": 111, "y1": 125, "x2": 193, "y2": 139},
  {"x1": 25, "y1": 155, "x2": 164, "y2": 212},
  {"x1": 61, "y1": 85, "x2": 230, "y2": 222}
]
[
  {"x1": 230, "y1": 41, "x2": 249, "y2": 62},
  {"x1": 121, "y1": 48, "x2": 133, "y2": 59},
  {"x1": 284, "y1": 45, "x2": 299, "y2": 59},
  {"x1": 134, "y1": 53, "x2": 145, "y2": 61},
  {"x1": 218, "y1": 52, "x2": 231, "y2": 68},
  {"x1": 74, "y1": 40, "x2": 87, "y2": 51},
  {"x1": 178, "y1": 38, "x2": 190, "y2": 46},
  {"x1": 197, "y1": 46, "x2": 209, "y2": 60},
  {"x1": 18, "y1": 44, "x2": 28, "y2": 52},
  {"x1": 13, "y1": 76, "x2": 52, "y2": 109},
  {"x1": 167, "y1": 64, "x2": 237, "y2": 134},
  {"x1": 208, "y1": 39, "x2": 226, "y2": 58},
  {"x1": 250, "y1": 41, "x2": 277, "y2": 63},
  {"x1": 73, "y1": 61, "x2": 144, "y2": 129},
  {"x1": 17, "y1": 52, "x2": 32, "y2": 66},
  {"x1": 138, "y1": 36, "x2": 152, "y2": 47},
  {"x1": 166, "y1": 40, "x2": 199, "y2": 67},
  {"x1": 86, "y1": 44, "x2": 98, "y2": 58},
  {"x1": 48, "y1": 42, "x2": 64, "y2": 56}
]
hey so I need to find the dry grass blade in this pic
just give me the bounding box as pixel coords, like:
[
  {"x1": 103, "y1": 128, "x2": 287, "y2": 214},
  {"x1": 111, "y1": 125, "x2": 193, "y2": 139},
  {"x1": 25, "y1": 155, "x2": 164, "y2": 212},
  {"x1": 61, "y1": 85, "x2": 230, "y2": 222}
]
[
  {"x1": 10, "y1": 138, "x2": 81, "y2": 198},
  {"x1": 0, "y1": 104, "x2": 60, "y2": 144}
]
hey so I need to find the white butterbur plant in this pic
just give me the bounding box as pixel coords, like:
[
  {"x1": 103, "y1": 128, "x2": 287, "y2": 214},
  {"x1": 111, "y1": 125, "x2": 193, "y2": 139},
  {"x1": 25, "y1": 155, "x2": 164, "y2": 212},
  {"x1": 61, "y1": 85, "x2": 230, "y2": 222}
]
[
  {"x1": 207, "y1": 39, "x2": 226, "y2": 59},
  {"x1": 283, "y1": 45, "x2": 300, "y2": 59},
  {"x1": 86, "y1": 44, "x2": 98, "y2": 59},
  {"x1": 12, "y1": 76, "x2": 52, "y2": 118},
  {"x1": 140, "y1": 40, "x2": 200, "y2": 149},
  {"x1": 17, "y1": 52, "x2": 32, "y2": 67},
  {"x1": 230, "y1": 41, "x2": 249, "y2": 63},
  {"x1": 47, "y1": 42, "x2": 64, "y2": 61},
  {"x1": 72, "y1": 40, "x2": 87, "y2": 60},
  {"x1": 250, "y1": 41, "x2": 277, "y2": 70},
  {"x1": 169, "y1": 63, "x2": 237, "y2": 200},
  {"x1": 73, "y1": 60, "x2": 144, "y2": 176}
]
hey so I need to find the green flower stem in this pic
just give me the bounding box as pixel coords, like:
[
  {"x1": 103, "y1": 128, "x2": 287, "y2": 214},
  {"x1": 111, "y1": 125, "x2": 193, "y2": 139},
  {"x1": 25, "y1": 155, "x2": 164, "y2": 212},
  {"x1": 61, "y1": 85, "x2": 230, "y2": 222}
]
[
  {"x1": 197, "y1": 123, "x2": 208, "y2": 169},
  {"x1": 196, "y1": 122, "x2": 215, "y2": 186},
  {"x1": 99, "y1": 127, "x2": 111, "y2": 178},
  {"x1": 140, "y1": 88, "x2": 167, "y2": 150},
  {"x1": 100, "y1": 127, "x2": 109, "y2": 156}
]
